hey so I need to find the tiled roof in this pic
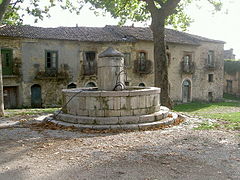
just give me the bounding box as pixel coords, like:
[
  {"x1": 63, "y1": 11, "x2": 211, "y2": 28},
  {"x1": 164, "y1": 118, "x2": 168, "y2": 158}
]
[{"x1": 0, "y1": 25, "x2": 224, "y2": 45}]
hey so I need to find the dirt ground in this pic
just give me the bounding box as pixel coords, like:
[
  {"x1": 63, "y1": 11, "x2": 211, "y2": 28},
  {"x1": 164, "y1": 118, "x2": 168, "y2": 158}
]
[{"x1": 0, "y1": 115, "x2": 239, "y2": 180}]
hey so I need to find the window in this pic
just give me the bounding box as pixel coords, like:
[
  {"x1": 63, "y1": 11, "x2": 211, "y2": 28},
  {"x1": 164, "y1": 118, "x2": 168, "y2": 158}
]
[
  {"x1": 208, "y1": 51, "x2": 214, "y2": 65},
  {"x1": 83, "y1": 51, "x2": 96, "y2": 75},
  {"x1": 45, "y1": 50, "x2": 58, "y2": 73},
  {"x1": 1, "y1": 49, "x2": 13, "y2": 75},
  {"x1": 183, "y1": 55, "x2": 191, "y2": 66},
  {"x1": 208, "y1": 74, "x2": 214, "y2": 82},
  {"x1": 138, "y1": 51, "x2": 147, "y2": 71},
  {"x1": 123, "y1": 53, "x2": 131, "y2": 68}
]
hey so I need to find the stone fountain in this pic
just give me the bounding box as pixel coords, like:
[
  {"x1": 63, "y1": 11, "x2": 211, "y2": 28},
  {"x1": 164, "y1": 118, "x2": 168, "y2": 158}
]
[{"x1": 49, "y1": 47, "x2": 179, "y2": 130}]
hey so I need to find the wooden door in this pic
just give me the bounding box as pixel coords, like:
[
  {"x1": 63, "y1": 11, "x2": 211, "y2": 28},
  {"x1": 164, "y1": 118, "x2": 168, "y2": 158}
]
[{"x1": 3, "y1": 87, "x2": 17, "y2": 109}]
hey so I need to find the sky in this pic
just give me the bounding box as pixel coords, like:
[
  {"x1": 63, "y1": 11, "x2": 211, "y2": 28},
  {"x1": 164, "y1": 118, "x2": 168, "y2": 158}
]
[{"x1": 22, "y1": 0, "x2": 240, "y2": 58}]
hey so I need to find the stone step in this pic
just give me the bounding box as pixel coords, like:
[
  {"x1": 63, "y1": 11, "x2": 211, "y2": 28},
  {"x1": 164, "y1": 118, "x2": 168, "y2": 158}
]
[
  {"x1": 54, "y1": 107, "x2": 169, "y2": 125},
  {"x1": 45, "y1": 112, "x2": 179, "y2": 131}
]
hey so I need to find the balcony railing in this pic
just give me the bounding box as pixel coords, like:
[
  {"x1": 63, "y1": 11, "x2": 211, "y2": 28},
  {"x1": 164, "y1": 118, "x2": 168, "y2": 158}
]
[
  {"x1": 181, "y1": 61, "x2": 195, "y2": 74},
  {"x1": 134, "y1": 59, "x2": 153, "y2": 74},
  {"x1": 82, "y1": 62, "x2": 97, "y2": 76}
]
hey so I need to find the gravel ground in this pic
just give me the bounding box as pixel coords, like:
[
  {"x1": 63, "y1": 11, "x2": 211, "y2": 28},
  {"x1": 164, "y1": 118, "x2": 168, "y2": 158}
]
[{"x1": 0, "y1": 115, "x2": 239, "y2": 180}]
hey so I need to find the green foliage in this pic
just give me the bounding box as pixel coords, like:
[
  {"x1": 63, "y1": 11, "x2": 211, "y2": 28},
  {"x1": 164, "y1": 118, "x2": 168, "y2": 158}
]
[
  {"x1": 2, "y1": 0, "x2": 83, "y2": 25},
  {"x1": 224, "y1": 60, "x2": 240, "y2": 75}
]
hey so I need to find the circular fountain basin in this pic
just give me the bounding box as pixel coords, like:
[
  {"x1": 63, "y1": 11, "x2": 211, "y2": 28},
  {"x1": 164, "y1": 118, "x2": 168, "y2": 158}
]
[
  {"x1": 53, "y1": 86, "x2": 177, "y2": 128},
  {"x1": 62, "y1": 86, "x2": 161, "y2": 117}
]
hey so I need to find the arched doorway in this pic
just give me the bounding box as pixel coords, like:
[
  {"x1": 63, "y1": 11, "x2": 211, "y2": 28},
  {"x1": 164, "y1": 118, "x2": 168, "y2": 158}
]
[
  {"x1": 182, "y1": 79, "x2": 191, "y2": 103},
  {"x1": 31, "y1": 84, "x2": 42, "y2": 108}
]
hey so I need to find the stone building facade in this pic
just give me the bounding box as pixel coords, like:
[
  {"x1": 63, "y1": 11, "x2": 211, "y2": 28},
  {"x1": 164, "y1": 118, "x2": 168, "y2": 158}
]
[
  {"x1": 224, "y1": 60, "x2": 240, "y2": 96},
  {"x1": 0, "y1": 25, "x2": 224, "y2": 108}
]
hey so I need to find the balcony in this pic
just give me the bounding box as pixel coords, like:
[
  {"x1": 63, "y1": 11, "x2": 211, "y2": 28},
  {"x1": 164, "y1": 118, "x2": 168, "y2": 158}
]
[
  {"x1": 181, "y1": 61, "x2": 195, "y2": 74},
  {"x1": 134, "y1": 59, "x2": 153, "y2": 74},
  {"x1": 35, "y1": 70, "x2": 69, "y2": 80},
  {"x1": 205, "y1": 63, "x2": 216, "y2": 70},
  {"x1": 82, "y1": 62, "x2": 97, "y2": 76}
]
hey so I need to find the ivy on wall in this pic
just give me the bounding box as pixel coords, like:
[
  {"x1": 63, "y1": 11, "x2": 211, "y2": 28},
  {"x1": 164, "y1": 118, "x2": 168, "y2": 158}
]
[{"x1": 224, "y1": 60, "x2": 240, "y2": 75}]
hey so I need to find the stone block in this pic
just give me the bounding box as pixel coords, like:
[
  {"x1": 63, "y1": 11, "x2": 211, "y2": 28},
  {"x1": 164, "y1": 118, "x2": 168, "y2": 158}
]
[
  {"x1": 133, "y1": 109, "x2": 142, "y2": 116},
  {"x1": 130, "y1": 96, "x2": 139, "y2": 109},
  {"x1": 118, "y1": 116, "x2": 139, "y2": 124},
  {"x1": 78, "y1": 110, "x2": 89, "y2": 116},
  {"x1": 79, "y1": 97, "x2": 86, "y2": 110},
  {"x1": 153, "y1": 94, "x2": 160, "y2": 106},
  {"x1": 154, "y1": 111, "x2": 164, "y2": 121},
  {"x1": 139, "y1": 114, "x2": 155, "y2": 123},
  {"x1": 139, "y1": 96, "x2": 146, "y2": 108},
  {"x1": 120, "y1": 97, "x2": 127, "y2": 109},
  {"x1": 120, "y1": 124, "x2": 139, "y2": 130},
  {"x1": 96, "y1": 110, "x2": 105, "y2": 117},
  {"x1": 76, "y1": 116, "x2": 96, "y2": 124},
  {"x1": 100, "y1": 97, "x2": 110, "y2": 110},
  {"x1": 120, "y1": 109, "x2": 133, "y2": 116},
  {"x1": 86, "y1": 97, "x2": 95, "y2": 110},
  {"x1": 104, "y1": 110, "x2": 121, "y2": 117},
  {"x1": 95, "y1": 117, "x2": 119, "y2": 125},
  {"x1": 145, "y1": 95, "x2": 151, "y2": 107},
  {"x1": 113, "y1": 97, "x2": 121, "y2": 110},
  {"x1": 58, "y1": 114, "x2": 77, "y2": 123},
  {"x1": 154, "y1": 105, "x2": 161, "y2": 112},
  {"x1": 107, "y1": 97, "x2": 114, "y2": 110},
  {"x1": 91, "y1": 125, "x2": 110, "y2": 130}
]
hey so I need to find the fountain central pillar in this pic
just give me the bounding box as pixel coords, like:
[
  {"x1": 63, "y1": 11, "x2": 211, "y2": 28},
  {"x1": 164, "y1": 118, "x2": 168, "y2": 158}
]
[{"x1": 98, "y1": 47, "x2": 125, "y2": 91}]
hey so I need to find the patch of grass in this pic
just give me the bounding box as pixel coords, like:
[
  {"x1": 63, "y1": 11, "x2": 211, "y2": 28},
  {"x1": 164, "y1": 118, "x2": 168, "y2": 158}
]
[
  {"x1": 174, "y1": 101, "x2": 240, "y2": 130},
  {"x1": 173, "y1": 101, "x2": 240, "y2": 113},
  {"x1": 194, "y1": 122, "x2": 220, "y2": 130},
  {"x1": 5, "y1": 108, "x2": 59, "y2": 118}
]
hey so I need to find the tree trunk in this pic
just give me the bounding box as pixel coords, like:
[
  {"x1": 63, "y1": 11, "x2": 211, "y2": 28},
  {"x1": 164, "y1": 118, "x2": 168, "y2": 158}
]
[
  {"x1": 0, "y1": 50, "x2": 4, "y2": 116},
  {"x1": 0, "y1": 0, "x2": 11, "y2": 21},
  {"x1": 151, "y1": 16, "x2": 173, "y2": 109},
  {"x1": 0, "y1": 0, "x2": 11, "y2": 116}
]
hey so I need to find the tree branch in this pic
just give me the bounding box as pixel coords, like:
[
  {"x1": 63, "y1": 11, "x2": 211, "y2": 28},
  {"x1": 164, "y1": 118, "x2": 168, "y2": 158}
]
[
  {"x1": 9, "y1": 0, "x2": 23, "y2": 8},
  {"x1": 144, "y1": 0, "x2": 158, "y2": 15},
  {"x1": 0, "y1": 0, "x2": 11, "y2": 22},
  {"x1": 161, "y1": 0, "x2": 181, "y2": 17}
]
